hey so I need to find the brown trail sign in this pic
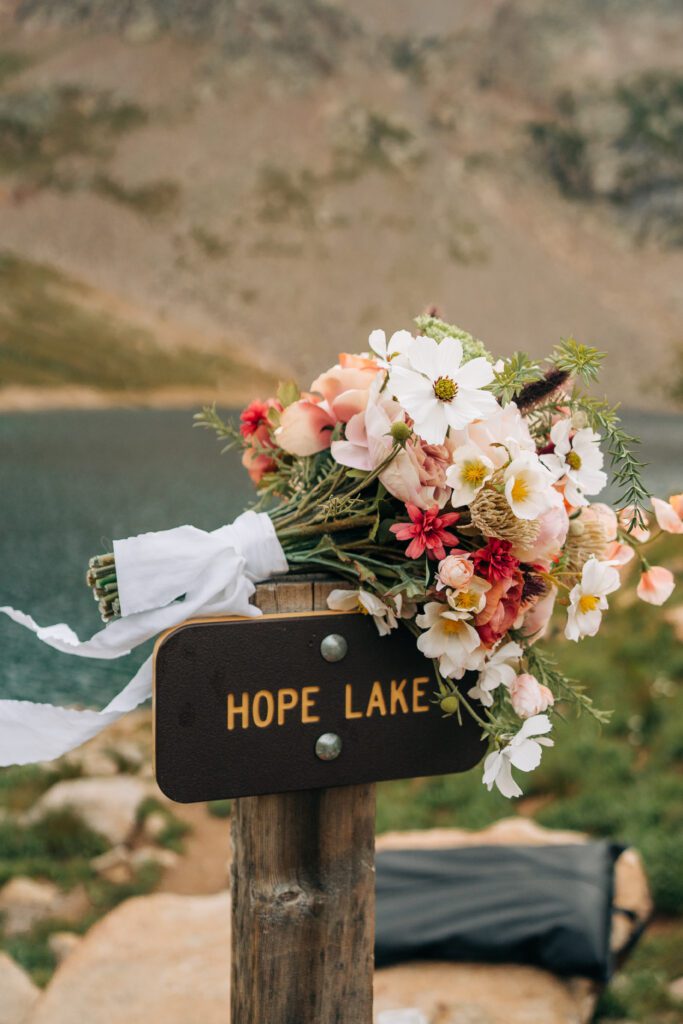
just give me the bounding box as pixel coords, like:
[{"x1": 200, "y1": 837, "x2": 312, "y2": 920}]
[{"x1": 153, "y1": 577, "x2": 485, "y2": 1024}]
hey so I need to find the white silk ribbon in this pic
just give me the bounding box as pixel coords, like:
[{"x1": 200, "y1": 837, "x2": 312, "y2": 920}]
[{"x1": 0, "y1": 511, "x2": 288, "y2": 766}]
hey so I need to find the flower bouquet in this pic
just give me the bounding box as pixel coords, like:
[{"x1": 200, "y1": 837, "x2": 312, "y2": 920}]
[{"x1": 123, "y1": 311, "x2": 673, "y2": 799}]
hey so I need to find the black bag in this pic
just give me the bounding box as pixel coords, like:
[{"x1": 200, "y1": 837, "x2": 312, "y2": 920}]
[{"x1": 375, "y1": 842, "x2": 624, "y2": 981}]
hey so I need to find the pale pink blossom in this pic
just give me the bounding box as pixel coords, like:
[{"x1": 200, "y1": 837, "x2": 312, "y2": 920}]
[
  {"x1": 436, "y1": 553, "x2": 475, "y2": 592},
  {"x1": 652, "y1": 495, "x2": 683, "y2": 535},
  {"x1": 452, "y1": 402, "x2": 535, "y2": 470},
  {"x1": 520, "y1": 586, "x2": 557, "y2": 643},
  {"x1": 637, "y1": 566, "x2": 675, "y2": 606},
  {"x1": 510, "y1": 673, "x2": 555, "y2": 719},
  {"x1": 275, "y1": 399, "x2": 336, "y2": 456},
  {"x1": 604, "y1": 540, "x2": 636, "y2": 566},
  {"x1": 619, "y1": 506, "x2": 650, "y2": 542},
  {"x1": 513, "y1": 502, "x2": 569, "y2": 564}
]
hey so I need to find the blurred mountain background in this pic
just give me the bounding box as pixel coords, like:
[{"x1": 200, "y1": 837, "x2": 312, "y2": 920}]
[{"x1": 0, "y1": 0, "x2": 682, "y2": 408}]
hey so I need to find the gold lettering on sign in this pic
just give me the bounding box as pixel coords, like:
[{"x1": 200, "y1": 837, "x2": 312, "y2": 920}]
[
  {"x1": 412, "y1": 676, "x2": 430, "y2": 713},
  {"x1": 390, "y1": 679, "x2": 409, "y2": 714},
  {"x1": 345, "y1": 684, "x2": 362, "y2": 719},
  {"x1": 227, "y1": 693, "x2": 250, "y2": 731},
  {"x1": 252, "y1": 690, "x2": 275, "y2": 728},
  {"x1": 301, "y1": 686, "x2": 320, "y2": 724},
  {"x1": 366, "y1": 681, "x2": 388, "y2": 717},
  {"x1": 277, "y1": 688, "x2": 299, "y2": 725}
]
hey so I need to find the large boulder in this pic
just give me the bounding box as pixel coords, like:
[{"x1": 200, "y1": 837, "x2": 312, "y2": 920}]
[
  {"x1": 28, "y1": 893, "x2": 231, "y2": 1024},
  {"x1": 0, "y1": 952, "x2": 39, "y2": 1024},
  {"x1": 26, "y1": 777, "x2": 151, "y2": 845},
  {"x1": 0, "y1": 878, "x2": 61, "y2": 937}
]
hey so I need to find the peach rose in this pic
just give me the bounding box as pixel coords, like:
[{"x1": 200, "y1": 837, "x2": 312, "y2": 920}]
[
  {"x1": 436, "y1": 553, "x2": 475, "y2": 591},
  {"x1": 311, "y1": 362, "x2": 379, "y2": 408},
  {"x1": 475, "y1": 569, "x2": 525, "y2": 647},
  {"x1": 510, "y1": 673, "x2": 555, "y2": 719},
  {"x1": 275, "y1": 399, "x2": 336, "y2": 456}
]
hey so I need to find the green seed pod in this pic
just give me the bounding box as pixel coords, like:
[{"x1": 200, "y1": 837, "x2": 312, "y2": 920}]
[
  {"x1": 390, "y1": 420, "x2": 412, "y2": 444},
  {"x1": 440, "y1": 694, "x2": 459, "y2": 715}
]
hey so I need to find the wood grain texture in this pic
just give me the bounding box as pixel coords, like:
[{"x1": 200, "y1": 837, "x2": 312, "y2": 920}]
[{"x1": 231, "y1": 577, "x2": 375, "y2": 1024}]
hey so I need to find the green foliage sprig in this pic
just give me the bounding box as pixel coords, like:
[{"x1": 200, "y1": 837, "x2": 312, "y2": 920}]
[
  {"x1": 490, "y1": 352, "x2": 543, "y2": 405},
  {"x1": 193, "y1": 404, "x2": 242, "y2": 452},
  {"x1": 551, "y1": 336, "x2": 606, "y2": 385},
  {"x1": 525, "y1": 643, "x2": 612, "y2": 725},
  {"x1": 414, "y1": 314, "x2": 492, "y2": 362}
]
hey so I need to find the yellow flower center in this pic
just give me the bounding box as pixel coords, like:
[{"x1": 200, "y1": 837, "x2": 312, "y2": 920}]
[
  {"x1": 357, "y1": 601, "x2": 370, "y2": 615},
  {"x1": 433, "y1": 376, "x2": 458, "y2": 402},
  {"x1": 462, "y1": 461, "x2": 487, "y2": 487},
  {"x1": 441, "y1": 617, "x2": 463, "y2": 635},
  {"x1": 511, "y1": 476, "x2": 529, "y2": 503},
  {"x1": 567, "y1": 450, "x2": 582, "y2": 471},
  {"x1": 455, "y1": 591, "x2": 480, "y2": 610},
  {"x1": 579, "y1": 594, "x2": 599, "y2": 614}
]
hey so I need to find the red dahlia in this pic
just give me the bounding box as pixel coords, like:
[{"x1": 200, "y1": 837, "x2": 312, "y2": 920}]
[{"x1": 390, "y1": 504, "x2": 460, "y2": 561}]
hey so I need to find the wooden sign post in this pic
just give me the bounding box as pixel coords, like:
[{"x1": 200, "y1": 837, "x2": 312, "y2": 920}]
[{"x1": 153, "y1": 576, "x2": 485, "y2": 1024}]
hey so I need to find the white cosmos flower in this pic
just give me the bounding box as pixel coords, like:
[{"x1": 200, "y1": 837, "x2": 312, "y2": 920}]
[
  {"x1": 482, "y1": 714, "x2": 554, "y2": 798},
  {"x1": 540, "y1": 420, "x2": 607, "y2": 507},
  {"x1": 327, "y1": 588, "x2": 398, "y2": 637},
  {"x1": 565, "y1": 557, "x2": 621, "y2": 642},
  {"x1": 415, "y1": 601, "x2": 482, "y2": 678},
  {"x1": 388, "y1": 336, "x2": 498, "y2": 445},
  {"x1": 446, "y1": 576, "x2": 491, "y2": 617},
  {"x1": 368, "y1": 329, "x2": 413, "y2": 369},
  {"x1": 445, "y1": 444, "x2": 495, "y2": 507},
  {"x1": 467, "y1": 640, "x2": 523, "y2": 708},
  {"x1": 504, "y1": 450, "x2": 558, "y2": 521}
]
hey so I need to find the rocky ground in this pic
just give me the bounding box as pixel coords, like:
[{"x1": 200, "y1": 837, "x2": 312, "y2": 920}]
[{"x1": 0, "y1": 707, "x2": 677, "y2": 1024}]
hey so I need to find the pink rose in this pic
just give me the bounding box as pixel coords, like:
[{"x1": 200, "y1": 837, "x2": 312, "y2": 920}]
[
  {"x1": 637, "y1": 566, "x2": 675, "y2": 606},
  {"x1": 310, "y1": 359, "x2": 379, "y2": 423},
  {"x1": 510, "y1": 673, "x2": 555, "y2": 719},
  {"x1": 475, "y1": 570, "x2": 525, "y2": 647},
  {"x1": 275, "y1": 399, "x2": 336, "y2": 456},
  {"x1": 513, "y1": 501, "x2": 569, "y2": 564},
  {"x1": 436, "y1": 553, "x2": 475, "y2": 591},
  {"x1": 331, "y1": 379, "x2": 453, "y2": 509}
]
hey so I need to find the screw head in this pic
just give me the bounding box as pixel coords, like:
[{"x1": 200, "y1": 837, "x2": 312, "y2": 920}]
[
  {"x1": 320, "y1": 633, "x2": 348, "y2": 662},
  {"x1": 315, "y1": 732, "x2": 343, "y2": 761}
]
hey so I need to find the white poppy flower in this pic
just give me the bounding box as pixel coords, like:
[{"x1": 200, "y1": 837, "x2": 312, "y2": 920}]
[
  {"x1": 467, "y1": 640, "x2": 523, "y2": 707},
  {"x1": 388, "y1": 336, "x2": 498, "y2": 445},
  {"x1": 445, "y1": 444, "x2": 495, "y2": 507},
  {"x1": 565, "y1": 557, "x2": 621, "y2": 641},
  {"x1": 482, "y1": 714, "x2": 554, "y2": 798},
  {"x1": 540, "y1": 420, "x2": 607, "y2": 507},
  {"x1": 504, "y1": 450, "x2": 558, "y2": 521},
  {"x1": 327, "y1": 588, "x2": 398, "y2": 637},
  {"x1": 368, "y1": 329, "x2": 413, "y2": 369},
  {"x1": 415, "y1": 601, "x2": 482, "y2": 678},
  {"x1": 446, "y1": 576, "x2": 491, "y2": 617}
]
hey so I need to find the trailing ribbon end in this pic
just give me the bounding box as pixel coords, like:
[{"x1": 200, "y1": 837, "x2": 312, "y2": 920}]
[{"x1": 0, "y1": 512, "x2": 288, "y2": 766}]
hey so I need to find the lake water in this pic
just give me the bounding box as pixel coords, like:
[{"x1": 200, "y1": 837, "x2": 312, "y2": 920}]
[{"x1": 1, "y1": 408, "x2": 682, "y2": 708}]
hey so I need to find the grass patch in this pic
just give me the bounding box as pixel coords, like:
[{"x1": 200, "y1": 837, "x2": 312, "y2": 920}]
[
  {"x1": 0, "y1": 810, "x2": 108, "y2": 888},
  {"x1": 0, "y1": 50, "x2": 32, "y2": 89},
  {"x1": 207, "y1": 799, "x2": 232, "y2": 819},
  {"x1": 0, "y1": 251, "x2": 275, "y2": 392},
  {"x1": 0, "y1": 762, "x2": 81, "y2": 813}
]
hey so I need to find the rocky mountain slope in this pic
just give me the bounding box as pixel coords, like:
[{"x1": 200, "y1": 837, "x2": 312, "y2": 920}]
[{"x1": 0, "y1": 0, "x2": 682, "y2": 408}]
